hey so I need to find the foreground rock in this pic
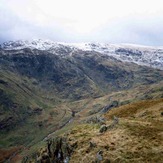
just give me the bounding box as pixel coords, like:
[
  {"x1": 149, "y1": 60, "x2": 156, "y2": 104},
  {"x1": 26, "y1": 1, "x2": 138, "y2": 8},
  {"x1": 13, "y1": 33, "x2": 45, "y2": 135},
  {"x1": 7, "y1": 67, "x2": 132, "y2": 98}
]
[{"x1": 23, "y1": 136, "x2": 76, "y2": 163}]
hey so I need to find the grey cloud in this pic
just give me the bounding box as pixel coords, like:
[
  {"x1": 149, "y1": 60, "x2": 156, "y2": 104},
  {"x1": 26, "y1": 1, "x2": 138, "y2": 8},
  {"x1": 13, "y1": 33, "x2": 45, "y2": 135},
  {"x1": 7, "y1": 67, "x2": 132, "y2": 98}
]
[
  {"x1": 0, "y1": 1, "x2": 163, "y2": 46},
  {"x1": 91, "y1": 16, "x2": 163, "y2": 46}
]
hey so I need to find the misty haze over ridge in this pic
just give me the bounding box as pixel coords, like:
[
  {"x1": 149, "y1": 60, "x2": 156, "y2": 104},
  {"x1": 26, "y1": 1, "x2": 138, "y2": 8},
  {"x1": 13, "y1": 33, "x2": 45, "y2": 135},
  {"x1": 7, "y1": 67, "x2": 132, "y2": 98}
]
[{"x1": 0, "y1": 0, "x2": 163, "y2": 46}]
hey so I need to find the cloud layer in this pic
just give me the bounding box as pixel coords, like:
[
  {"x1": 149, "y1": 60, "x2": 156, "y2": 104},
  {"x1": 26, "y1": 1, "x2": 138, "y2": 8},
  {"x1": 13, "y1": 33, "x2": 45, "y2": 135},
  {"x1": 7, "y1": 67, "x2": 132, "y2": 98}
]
[{"x1": 0, "y1": 0, "x2": 163, "y2": 45}]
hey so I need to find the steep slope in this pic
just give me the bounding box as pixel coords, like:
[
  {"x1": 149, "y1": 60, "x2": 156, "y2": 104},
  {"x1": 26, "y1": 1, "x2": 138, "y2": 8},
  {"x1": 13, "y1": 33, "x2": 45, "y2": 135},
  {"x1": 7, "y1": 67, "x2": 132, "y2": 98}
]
[
  {"x1": 1, "y1": 48, "x2": 163, "y2": 98},
  {"x1": 0, "y1": 49, "x2": 101, "y2": 100},
  {"x1": 0, "y1": 69, "x2": 72, "y2": 162}
]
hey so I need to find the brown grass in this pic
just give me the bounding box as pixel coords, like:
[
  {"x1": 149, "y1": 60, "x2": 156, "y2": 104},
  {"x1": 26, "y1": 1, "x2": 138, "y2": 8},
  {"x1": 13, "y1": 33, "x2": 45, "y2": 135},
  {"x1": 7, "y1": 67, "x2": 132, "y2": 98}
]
[
  {"x1": 105, "y1": 98, "x2": 163, "y2": 119},
  {"x1": 0, "y1": 146, "x2": 22, "y2": 162},
  {"x1": 21, "y1": 94, "x2": 163, "y2": 162},
  {"x1": 66, "y1": 98, "x2": 163, "y2": 163}
]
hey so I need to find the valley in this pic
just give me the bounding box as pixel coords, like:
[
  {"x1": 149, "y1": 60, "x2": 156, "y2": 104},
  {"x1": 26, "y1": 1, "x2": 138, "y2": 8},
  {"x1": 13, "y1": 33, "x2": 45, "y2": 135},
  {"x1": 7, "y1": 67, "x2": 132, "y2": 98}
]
[{"x1": 0, "y1": 40, "x2": 163, "y2": 162}]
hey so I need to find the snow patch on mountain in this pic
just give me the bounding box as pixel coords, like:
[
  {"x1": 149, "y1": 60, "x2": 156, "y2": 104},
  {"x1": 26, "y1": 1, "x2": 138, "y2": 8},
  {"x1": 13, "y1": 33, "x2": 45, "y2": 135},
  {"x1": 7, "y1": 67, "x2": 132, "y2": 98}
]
[
  {"x1": 1, "y1": 39, "x2": 163, "y2": 70},
  {"x1": 1, "y1": 39, "x2": 63, "y2": 50},
  {"x1": 71, "y1": 43, "x2": 163, "y2": 70}
]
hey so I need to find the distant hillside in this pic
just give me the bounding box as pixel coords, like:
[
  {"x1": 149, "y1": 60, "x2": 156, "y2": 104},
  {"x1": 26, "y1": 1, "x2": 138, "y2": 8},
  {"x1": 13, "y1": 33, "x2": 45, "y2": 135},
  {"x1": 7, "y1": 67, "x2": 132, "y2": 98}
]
[{"x1": 1, "y1": 39, "x2": 163, "y2": 70}]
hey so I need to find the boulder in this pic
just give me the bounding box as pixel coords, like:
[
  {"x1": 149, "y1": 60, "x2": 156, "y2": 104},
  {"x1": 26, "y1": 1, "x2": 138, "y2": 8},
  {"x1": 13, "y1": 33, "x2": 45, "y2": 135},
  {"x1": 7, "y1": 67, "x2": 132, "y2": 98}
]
[
  {"x1": 99, "y1": 125, "x2": 107, "y2": 133},
  {"x1": 96, "y1": 150, "x2": 103, "y2": 162}
]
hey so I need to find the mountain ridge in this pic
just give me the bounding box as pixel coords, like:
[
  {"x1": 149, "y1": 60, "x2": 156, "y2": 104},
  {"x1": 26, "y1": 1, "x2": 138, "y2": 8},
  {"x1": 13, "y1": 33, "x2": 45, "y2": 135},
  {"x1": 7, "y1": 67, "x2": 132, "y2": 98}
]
[{"x1": 1, "y1": 39, "x2": 163, "y2": 70}]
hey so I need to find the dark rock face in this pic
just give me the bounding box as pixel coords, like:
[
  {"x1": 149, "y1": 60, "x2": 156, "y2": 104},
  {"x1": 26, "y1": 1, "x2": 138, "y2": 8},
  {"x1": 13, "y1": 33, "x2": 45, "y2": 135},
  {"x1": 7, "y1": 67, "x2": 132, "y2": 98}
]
[
  {"x1": 24, "y1": 136, "x2": 75, "y2": 163},
  {"x1": 1, "y1": 48, "x2": 163, "y2": 100},
  {"x1": 47, "y1": 137, "x2": 72, "y2": 163},
  {"x1": 115, "y1": 48, "x2": 142, "y2": 56},
  {"x1": 0, "y1": 49, "x2": 99, "y2": 99},
  {"x1": 72, "y1": 52, "x2": 135, "y2": 91}
]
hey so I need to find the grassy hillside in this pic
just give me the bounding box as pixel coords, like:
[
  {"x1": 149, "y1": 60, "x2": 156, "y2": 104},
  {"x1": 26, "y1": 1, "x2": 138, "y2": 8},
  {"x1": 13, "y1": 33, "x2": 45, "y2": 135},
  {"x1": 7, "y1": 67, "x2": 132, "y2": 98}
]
[
  {"x1": 25, "y1": 98, "x2": 163, "y2": 163},
  {"x1": 1, "y1": 49, "x2": 163, "y2": 99},
  {"x1": 0, "y1": 69, "x2": 72, "y2": 162}
]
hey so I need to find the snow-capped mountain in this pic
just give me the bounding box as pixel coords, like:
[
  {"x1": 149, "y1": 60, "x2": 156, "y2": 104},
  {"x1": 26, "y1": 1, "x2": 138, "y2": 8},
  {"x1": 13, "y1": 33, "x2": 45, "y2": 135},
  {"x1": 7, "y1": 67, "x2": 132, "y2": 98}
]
[
  {"x1": 1, "y1": 39, "x2": 70, "y2": 51},
  {"x1": 1, "y1": 39, "x2": 163, "y2": 70},
  {"x1": 71, "y1": 42, "x2": 163, "y2": 70}
]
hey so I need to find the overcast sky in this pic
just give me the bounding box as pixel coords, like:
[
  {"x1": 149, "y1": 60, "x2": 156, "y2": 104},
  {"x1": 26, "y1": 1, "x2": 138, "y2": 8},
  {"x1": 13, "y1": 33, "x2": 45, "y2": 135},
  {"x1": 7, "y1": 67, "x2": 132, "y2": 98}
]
[{"x1": 0, "y1": 0, "x2": 163, "y2": 45}]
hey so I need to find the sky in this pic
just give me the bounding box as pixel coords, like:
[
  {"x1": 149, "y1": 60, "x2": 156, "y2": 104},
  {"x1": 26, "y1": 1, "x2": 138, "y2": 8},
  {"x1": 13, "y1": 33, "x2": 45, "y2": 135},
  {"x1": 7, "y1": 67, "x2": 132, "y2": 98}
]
[{"x1": 0, "y1": 0, "x2": 163, "y2": 45}]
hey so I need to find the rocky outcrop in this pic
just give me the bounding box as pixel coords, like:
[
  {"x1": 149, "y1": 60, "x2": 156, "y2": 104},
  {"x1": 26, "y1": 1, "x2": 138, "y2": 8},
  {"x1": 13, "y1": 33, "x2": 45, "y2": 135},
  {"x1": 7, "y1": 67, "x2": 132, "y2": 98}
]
[
  {"x1": 46, "y1": 137, "x2": 72, "y2": 163},
  {"x1": 115, "y1": 48, "x2": 142, "y2": 56},
  {"x1": 99, "y1": 125, "x2": 107, "y2": 133},
  {"x1": 101, "y1": 101, "x2": 119, "y2": 113},
  {"x1": 85, "y1": 115, "x2": 106, "y2": 125},
  {"x1": 99, "y1": 116, "x2": 119, "y2": 133},
  {"x1": 96, "y1": 150, "x2": 103, "y2": 162},
  {"x1": 24, "y1": 136, "x2": 76, "y2": 163}
]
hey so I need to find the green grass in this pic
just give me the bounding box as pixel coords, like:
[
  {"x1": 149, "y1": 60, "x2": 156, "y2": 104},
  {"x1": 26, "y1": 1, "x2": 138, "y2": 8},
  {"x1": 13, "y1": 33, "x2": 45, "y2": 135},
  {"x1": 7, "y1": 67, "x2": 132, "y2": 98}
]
[{"x1": 0, "y1": 69, "x2": 73, "y2": 162}]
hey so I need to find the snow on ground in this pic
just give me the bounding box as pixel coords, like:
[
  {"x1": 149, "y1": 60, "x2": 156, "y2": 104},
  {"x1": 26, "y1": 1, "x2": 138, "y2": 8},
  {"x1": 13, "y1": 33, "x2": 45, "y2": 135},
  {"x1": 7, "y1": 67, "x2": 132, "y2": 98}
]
[{"x1": 1, "y1": 39, "x2": 163, "y2": 70}]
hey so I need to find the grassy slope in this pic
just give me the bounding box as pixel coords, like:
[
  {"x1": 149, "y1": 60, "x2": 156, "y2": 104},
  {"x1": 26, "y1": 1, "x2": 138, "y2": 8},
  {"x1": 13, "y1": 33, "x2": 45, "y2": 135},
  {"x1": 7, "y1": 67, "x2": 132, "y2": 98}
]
[
  {"x1": 1, "y1": 76, "x2": 163, "y2": 162},
  {"x1": 61, "y1": 98, "x2": 163, "y2": 163},
  {"x1": 0, "y1": 69, "x2": 72, "y2": 162},
  {"x1": 21, "y1": 81, "x2": 163, "y2": 163},
  {"x1": 66, "y1": 81, "x2": 163, "y2": 120}
]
